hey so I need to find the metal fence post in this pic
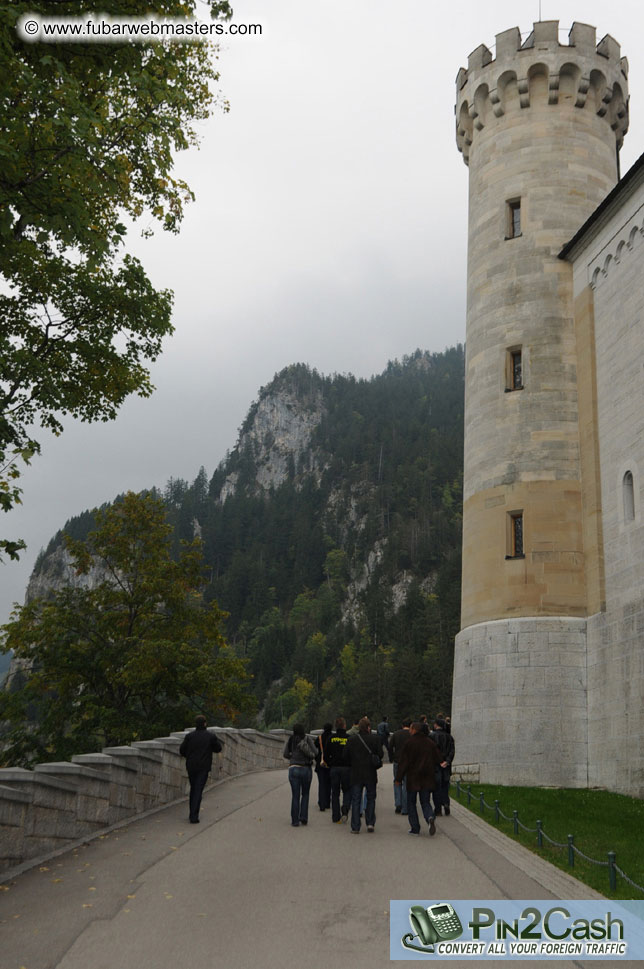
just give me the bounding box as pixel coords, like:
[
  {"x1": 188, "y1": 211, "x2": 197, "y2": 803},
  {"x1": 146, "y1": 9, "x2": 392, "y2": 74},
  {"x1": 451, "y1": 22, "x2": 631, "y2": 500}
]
[
  {"x1": 567, "y1": 834, "x2": 575, "y2": 867},
  {"x1": 513, "y1": 809, "x2": 518, "y2": 835},
  {"x1": 479, "y1": 792, "x2": 485, "y2": 814},
  {"x1": 608, "y1": 851, "x2": 616, "y2": 892},
  {"x1": 536, "y1": 819, "x2": 543, "y2": 848},
  {"x1": 467, "y1": 785, "x2": 472, "y2": 807},
  {"x1": 494, "y1": 799, "x2": 500, "y2": 822}
]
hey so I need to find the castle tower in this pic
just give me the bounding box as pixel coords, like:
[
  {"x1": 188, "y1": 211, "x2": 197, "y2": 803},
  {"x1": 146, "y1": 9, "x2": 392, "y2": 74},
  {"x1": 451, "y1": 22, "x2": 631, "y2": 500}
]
[{"x1": 452, "y1": 21, "x2": 628, "y2": 786}]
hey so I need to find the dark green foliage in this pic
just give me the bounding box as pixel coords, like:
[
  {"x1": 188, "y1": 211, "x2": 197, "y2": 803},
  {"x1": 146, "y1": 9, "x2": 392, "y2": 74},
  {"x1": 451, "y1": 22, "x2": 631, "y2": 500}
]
[
  {"x1": 0, "y1": 0, "x2": 235, "y2": 558},
  {"x1": 27, "y1": 348, "x2": 465, "y2": 733},
  {"x1": 0, "y1": 493, "x2": 252, "y2": 765}
]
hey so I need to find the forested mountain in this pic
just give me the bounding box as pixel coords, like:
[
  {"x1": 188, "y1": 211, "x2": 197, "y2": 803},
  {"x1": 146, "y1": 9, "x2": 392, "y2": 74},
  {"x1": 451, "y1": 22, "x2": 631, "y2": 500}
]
[{"x1": 28, "y1": 347, "x2": 465, "y2": 729}]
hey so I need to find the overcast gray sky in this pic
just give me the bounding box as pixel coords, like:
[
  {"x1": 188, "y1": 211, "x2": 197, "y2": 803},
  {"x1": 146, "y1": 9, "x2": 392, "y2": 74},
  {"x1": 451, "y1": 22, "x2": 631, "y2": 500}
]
[{"x1": 2, "y1": 0, "x2": 644, "y2": 625}]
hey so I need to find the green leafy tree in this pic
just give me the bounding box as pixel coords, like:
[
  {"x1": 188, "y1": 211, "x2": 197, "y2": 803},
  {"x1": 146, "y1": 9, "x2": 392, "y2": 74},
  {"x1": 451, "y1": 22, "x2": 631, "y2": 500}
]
[
  {"x1": 323, "y1": 547, "x2": 349, "y2": 591},
  {"x1": 266, "y1": 675, "x2": 314, "y2": 729},
  {"x1": 302, "y1": 630, "x2": 327, "y2": 689},
  {"x1": 0, "y1": 0, "x2": 232, "y2": 558},
  {"x1": 288, "y1": 589, "x2": 320, "y2": 641},
  {"x1": 0, "y1": 491, "x2": 252, "y2": 765},
  {"x1": 247, "y1": 606, "x2": 289, "y2": 696}
]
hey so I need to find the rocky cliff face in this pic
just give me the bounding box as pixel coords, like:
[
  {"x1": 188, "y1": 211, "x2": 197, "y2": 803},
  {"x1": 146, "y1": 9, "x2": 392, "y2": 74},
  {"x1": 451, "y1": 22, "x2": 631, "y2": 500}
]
[
  {"x1": 25, "y1": 545, "x2": 104, "y2": 604},
  {"x1": 218, "y1": 384, "x2": 326, "y2": 501},
  {"x1": 5, "y1": 546, "x2": 108, "y2": 686}
]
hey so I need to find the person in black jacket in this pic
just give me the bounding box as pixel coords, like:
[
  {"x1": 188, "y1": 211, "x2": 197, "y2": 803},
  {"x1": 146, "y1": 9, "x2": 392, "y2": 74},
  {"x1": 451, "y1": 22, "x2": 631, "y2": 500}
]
[
  {"x1": 431, "y1": 717, "x2": 455, "y2": 816},
  {"x1": 390, "y1": 718, "x2": 412, "y2": 815},
  {"x1": 179, "y1": 715, "x2": 223, "y2": 823},
  {"x1": 346, "y1": 717, "x2": 383, "y2": 833},
  {"x1": 326, "y1": 716, "x2": 351, "y2": 823}
]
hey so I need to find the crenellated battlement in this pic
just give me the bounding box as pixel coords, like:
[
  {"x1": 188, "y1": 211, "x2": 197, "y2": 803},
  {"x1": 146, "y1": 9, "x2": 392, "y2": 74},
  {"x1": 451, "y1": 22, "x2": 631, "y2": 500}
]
[{"x1": 456, "y1": 20, "x2": 629, "y2": 164}]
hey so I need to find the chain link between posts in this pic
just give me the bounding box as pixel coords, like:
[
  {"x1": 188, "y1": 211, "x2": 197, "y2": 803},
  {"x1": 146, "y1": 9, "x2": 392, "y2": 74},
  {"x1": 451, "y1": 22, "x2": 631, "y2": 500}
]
[{"x1": 453, "y1": 779, "x2": 644, "y2": 896}]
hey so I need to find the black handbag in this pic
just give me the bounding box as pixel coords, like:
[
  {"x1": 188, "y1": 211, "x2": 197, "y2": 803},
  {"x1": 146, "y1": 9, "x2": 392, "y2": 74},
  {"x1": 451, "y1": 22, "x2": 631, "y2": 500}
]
[{"x1": 358, "y1": 733, "x2": 382, "y2": 769}]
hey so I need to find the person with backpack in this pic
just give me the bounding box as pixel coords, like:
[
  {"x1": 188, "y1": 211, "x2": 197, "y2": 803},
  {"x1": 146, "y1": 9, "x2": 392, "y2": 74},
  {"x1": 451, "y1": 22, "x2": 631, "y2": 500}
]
[{"x1": 283, "y1": 723, "x2": 317, "y2": 827}]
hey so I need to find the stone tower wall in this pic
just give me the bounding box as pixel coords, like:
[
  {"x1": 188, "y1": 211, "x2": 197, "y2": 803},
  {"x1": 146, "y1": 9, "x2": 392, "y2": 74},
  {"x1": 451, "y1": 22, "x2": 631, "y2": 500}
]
[
  {"x1": 457, "y1": 20, "x2": 627, "y2": 627},
  {"x1": 452, "y1": 21, "x2": 628, "y2": 787}
]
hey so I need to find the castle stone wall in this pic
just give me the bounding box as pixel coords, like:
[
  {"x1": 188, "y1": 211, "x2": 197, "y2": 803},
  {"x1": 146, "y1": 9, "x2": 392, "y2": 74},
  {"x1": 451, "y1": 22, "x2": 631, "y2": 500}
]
[
  {"x1": 0, "y1": 727, "x2": 289, "y2": 873},
  {"x1": 452, "y1": 20, "x2": 632, "y2": 791},
  {"x1": 453, "y1": 617, "x2": 588, "y2": 788},
  {"x1": 569, "y1": 167, "x2": 644, "y2": 797}
]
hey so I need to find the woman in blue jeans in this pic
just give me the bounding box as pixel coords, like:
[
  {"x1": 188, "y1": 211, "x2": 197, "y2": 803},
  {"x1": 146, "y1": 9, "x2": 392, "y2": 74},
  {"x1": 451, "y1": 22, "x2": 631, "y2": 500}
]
[{"x1": 283, "y1": 723, "x2": 317, "y2": 826}]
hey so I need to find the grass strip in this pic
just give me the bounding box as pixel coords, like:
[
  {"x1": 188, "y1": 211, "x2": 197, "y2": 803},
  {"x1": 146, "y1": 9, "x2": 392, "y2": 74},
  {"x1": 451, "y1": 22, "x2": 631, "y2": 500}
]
[{"x1": 452, "y1": 784, "x2": 644, "y2": 899}]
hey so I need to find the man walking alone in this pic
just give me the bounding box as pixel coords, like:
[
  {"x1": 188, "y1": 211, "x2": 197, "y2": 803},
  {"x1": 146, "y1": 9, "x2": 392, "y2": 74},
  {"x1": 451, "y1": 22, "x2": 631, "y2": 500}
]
[{"x1": 179, "y1": 715, "x2": 223, "y2": 824}]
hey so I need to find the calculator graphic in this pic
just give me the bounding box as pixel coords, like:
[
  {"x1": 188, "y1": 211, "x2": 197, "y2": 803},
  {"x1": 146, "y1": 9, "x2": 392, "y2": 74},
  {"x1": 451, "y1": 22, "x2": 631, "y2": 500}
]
[{"x1": 402, "y1": 902, "x2": 464, "y2": 952}]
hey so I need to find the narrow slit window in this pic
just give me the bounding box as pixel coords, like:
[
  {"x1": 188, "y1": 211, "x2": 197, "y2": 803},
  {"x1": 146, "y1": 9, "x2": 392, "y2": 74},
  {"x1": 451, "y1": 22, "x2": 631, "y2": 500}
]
[
  {"x1": 507, "y1": 199, "x2": 521, "y2": 239},
  {"x1": 511, "y1": 350, "x2": 522, "y2": 390},
  {"x1": 623, "y1": 471, "x2": 635, "y2": 522},
  {"x1": 505, "y1": 346, "x2": 523, "y2": 391},
  {"x1": 512, "y1": 514, "x2": 523, "y2": 557},
  {"x1": 507, "y1": 512, "x2": 524, "y2": 559}
]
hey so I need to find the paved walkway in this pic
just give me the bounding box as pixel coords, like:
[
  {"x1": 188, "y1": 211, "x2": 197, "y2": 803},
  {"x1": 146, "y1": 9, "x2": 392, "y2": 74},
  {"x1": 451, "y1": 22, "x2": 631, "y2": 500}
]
[{"x1": 0, "y1": 769, "x2": 630, "y2": 969}]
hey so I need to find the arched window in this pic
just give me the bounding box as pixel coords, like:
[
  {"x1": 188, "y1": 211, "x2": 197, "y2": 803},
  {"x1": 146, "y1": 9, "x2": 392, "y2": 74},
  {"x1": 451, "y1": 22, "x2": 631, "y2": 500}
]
[{"x1": 623, "y1": 471, "x2": 635, "y2": 522}]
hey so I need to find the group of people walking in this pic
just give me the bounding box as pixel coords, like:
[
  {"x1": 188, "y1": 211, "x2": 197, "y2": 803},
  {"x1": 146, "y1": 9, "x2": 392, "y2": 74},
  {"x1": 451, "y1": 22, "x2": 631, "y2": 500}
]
[{"x1": 283, "y1": 714, "x2": 455, "y2": 836}]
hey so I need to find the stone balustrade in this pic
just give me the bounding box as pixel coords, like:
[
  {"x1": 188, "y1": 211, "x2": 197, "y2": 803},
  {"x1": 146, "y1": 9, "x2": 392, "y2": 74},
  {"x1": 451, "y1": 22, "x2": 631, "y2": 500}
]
[{"x1": 0, "y1": 727, "x2": 290, "y2": 873}]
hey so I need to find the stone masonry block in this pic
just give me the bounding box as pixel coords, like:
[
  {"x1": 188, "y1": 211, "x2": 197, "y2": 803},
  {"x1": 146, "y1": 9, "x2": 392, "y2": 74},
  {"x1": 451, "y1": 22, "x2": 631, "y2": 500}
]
[
  {"x1": 29, "y1": 804, "x2": 70, "y2": 839},
  {"x1": 0, "y1": 825, "x2": 25, "y2": 867}
]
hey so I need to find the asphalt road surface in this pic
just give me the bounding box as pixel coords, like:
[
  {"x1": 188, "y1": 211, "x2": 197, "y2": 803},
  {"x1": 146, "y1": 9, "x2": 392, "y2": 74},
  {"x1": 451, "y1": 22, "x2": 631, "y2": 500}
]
[{"x1": 0, "y1": 768, "x2": 632, "y2": 969}]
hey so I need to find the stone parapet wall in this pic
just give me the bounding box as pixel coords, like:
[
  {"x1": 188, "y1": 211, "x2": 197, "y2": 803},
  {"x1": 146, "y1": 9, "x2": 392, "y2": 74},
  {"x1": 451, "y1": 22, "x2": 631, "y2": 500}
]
[{"x1": 0, "y1": 727, "x2": 289, "y2": 873}]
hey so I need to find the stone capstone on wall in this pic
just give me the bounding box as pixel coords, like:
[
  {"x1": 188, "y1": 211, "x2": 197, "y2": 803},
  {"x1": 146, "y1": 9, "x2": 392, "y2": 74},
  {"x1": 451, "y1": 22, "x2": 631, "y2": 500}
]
[{"x1": 0, "y1": 727, "x2": 290, "y2": 874}]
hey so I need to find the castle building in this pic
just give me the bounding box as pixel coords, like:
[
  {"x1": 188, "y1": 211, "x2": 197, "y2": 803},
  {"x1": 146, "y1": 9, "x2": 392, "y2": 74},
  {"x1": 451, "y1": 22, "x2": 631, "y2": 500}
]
[{"x1": 452, "y1": 20, "x2": 644, "y2": 797}]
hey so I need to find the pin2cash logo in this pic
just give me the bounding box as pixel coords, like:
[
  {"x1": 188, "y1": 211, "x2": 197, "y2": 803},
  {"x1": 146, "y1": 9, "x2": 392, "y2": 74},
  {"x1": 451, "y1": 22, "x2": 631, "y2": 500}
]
[{"x1": 402, "y1": 902, "x2": 464, "y2": 953}]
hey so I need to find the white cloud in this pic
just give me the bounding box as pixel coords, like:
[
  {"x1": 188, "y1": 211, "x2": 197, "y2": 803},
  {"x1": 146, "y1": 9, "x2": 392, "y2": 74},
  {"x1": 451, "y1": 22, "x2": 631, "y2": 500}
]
[{"x1": 2, "y1": 0, "x2": 643, "y2": 620}]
